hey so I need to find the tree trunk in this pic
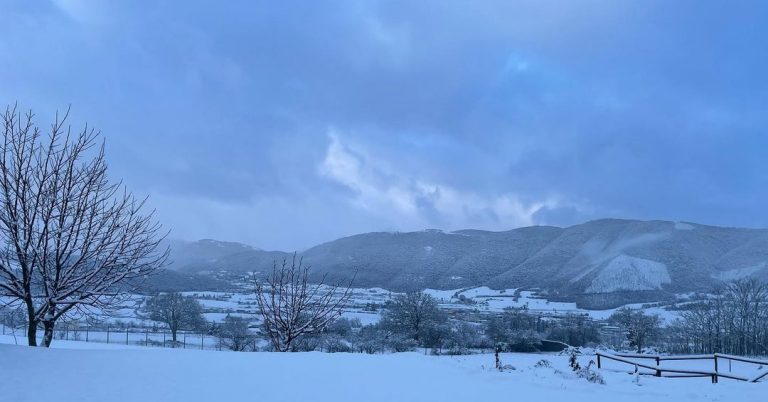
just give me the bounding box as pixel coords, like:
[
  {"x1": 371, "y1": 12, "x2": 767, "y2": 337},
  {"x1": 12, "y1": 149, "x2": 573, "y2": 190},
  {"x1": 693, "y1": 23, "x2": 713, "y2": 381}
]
[
  {"x1": 42, "y1": 320, "x2": 55, "y2": 347},
  {"x1": 26, "y1": 319, "x2": 38, "y2": 347},
  {"x1": 24, "y1": 294, "x2": 37, "y2": 346},
  {"x1": 171, "y1": 328, "x2": 178, "y2": 343}
]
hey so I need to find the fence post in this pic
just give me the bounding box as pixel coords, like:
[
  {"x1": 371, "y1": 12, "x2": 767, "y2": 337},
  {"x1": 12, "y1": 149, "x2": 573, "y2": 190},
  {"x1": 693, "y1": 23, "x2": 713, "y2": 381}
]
[
  {"x1": 201, "y1": 333, "x2": 204, "y2": 350},
  {"x1": 86, "y1": 326, "x2": 89, "y2": 342},
  {"x1": 183, "y1": 332, "x2": 186, "y2": 349},
  {"x1": 145, "y1": 330, "x2": 149, "y2": 347},
  {"x1": 107, "y1": 326, "x2": 110, "y2": 344},
  {"x1": 163, "y1": 329, "x2": 166, "y2": 348},
  {"x1": 126, "y1": 328, "x2": 129, "y2": 345},
  {"x1": 597, "y1": 354, "x2": 601, "y2": 369},
  {"x1": 714, "y1": 355, "x2": 718, "y2": 373}
]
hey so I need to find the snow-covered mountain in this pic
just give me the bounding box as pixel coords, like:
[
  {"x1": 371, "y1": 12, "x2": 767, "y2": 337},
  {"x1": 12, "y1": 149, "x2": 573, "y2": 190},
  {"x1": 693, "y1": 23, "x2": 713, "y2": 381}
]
[{"x1": 167, "y1": 219, "x2": 768, "y2": 307}]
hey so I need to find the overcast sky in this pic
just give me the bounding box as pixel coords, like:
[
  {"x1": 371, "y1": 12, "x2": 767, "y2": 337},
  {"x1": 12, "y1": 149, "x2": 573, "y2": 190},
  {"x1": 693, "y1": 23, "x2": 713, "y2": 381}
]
[{"x1": 2, "y1": 1, "x2": 767, "y2": 250}]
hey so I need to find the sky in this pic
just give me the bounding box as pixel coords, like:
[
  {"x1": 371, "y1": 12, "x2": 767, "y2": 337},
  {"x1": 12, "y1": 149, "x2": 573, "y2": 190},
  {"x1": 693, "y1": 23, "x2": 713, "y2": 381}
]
[{"x1": 1, "y1": 1, "x2": 767, "y2": 251}]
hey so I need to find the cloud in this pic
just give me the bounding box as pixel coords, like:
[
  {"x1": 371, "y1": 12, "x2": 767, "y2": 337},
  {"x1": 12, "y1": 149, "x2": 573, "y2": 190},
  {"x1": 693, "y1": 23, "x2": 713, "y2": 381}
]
[
  {"x1": 319, "y1": 132, "x2": 562, "y2": 231},
  {"x1": 2, "y1": 1, "x2": 768, "y2": 249}
]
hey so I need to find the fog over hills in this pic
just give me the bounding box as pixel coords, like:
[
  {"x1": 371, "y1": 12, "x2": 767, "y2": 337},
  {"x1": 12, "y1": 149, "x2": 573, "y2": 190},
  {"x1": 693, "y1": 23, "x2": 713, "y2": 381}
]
[{"x1": 166, "y1": 219, "x2": 768, "y2": 307}]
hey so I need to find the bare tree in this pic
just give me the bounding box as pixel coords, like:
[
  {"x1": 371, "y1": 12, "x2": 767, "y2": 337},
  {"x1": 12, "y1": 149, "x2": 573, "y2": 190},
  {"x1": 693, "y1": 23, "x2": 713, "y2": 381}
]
[
  {"x1": 144, "y1": 292, "x2": 206, "y2": 344},
  {"x1": 668, "y1": 279, "x2": 768, "y2": 355},
  {"x1": 254, "y1": 254, "x2": 354, "y2": 352},
  {"x1": 0, "y1": 105, "x2": 167, "y2": 346}
]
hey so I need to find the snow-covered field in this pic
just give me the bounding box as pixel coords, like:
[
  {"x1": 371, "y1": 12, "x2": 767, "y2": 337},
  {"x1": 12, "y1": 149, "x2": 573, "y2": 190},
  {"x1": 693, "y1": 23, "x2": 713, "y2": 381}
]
[
  {"x1": 1, "y1": 340, "x2": 765, "y2": 402},
  {"x1": 425, "y1": 286, "x2": 680, "y2": 324},
  {"x1": 0, "y1": 285, "x2": 682, "y2": 335}
]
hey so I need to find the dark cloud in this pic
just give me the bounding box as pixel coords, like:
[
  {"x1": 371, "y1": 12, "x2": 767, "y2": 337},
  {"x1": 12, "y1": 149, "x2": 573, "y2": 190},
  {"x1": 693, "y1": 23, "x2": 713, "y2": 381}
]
[{"x1": 1, "y1": 0, "x2": 767, "y2": 249}]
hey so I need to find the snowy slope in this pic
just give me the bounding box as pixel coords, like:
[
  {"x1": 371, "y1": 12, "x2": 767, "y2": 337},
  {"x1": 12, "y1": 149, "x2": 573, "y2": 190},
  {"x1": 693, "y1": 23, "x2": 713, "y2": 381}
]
[
  {"x1": 586, "y1": 255, "x2": 671, "y2": 293},
  {"x1": 165, "y1": 219, "x2": 768, "y2": 306},
  {"x1": 0, "y1": 344, "x2": 765, "y2": 402}
]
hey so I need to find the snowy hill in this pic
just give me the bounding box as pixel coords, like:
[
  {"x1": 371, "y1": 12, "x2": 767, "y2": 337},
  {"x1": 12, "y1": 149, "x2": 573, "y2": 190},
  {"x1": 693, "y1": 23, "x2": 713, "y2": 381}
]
[{"x1": 165, "y1": 219, "x2": 768, "y2": 307}]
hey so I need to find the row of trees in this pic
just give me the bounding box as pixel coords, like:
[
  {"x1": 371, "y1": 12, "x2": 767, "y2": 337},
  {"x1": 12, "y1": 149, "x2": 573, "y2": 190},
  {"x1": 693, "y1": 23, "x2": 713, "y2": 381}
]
[
  {"x1": 138, "y1": 288, "x2": 606, "y2": 354},
  {"x1": 16, "y1": 276, "x2": 766, "y2": 357},
  {"x1": 139, "y1": 280, "x2": 768, "y2": 357},
  {"x1": 667, "y1": 279, "x2": 768, "y2": 355},
  {"x1": 288, "y1": 292, "x2": 603, "y2": 354}
]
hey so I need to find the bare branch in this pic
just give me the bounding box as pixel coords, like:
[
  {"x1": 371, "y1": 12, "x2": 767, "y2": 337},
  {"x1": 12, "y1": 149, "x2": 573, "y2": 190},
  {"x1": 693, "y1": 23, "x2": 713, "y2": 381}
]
[
  {"x1": 0, "y1": 105, "x2": 167, "y2": 346},
  {"x1": 254, "y1": 253, "x2": 355, "y2": 352}
]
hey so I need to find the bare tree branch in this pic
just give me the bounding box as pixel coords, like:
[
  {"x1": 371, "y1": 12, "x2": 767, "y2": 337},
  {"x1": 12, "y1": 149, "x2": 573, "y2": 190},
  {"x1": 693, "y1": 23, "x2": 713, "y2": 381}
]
[
  {"x1": 254, "y1": 253, "x2": 355, "y2": 352},
  {"x1": 0, "y1": 105, "x2": 168, "y2": 346}
]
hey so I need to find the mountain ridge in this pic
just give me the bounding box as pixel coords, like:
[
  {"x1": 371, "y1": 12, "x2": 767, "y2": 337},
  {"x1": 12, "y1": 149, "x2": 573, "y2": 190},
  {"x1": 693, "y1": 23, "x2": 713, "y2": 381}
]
[{"x1": 165, "y1": 219, "x2": 768, "y2": 307}]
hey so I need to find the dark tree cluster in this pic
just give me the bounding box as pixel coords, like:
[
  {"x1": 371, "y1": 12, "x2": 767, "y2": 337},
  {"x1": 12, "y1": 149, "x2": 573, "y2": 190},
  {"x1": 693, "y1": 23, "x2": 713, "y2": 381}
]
[
  {"x1": 487, "y1": 307, "x2": 601, "y2": 352},
  {"x1": 609, "y1": 307, "x2": 661, "y2": 353},
  {"x1": 666, "y1": 279, "x2": 768, "y2": 355},
  {"x1": 287, "y1": 292, "x2": 601, "y2": 355},
  {"x1": 143, "y1": 292, "x2": 207, "y2": 344}
]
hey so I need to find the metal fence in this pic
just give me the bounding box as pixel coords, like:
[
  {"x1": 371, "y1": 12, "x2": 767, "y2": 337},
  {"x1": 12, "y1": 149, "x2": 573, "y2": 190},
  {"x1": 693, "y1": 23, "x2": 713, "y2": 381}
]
[{"x1": 1, "y1": 323, "x2": 243, "y2": 351}]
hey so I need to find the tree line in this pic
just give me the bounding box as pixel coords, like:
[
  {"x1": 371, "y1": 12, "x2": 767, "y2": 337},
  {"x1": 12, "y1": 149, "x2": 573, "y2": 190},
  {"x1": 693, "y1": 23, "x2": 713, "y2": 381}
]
[
  {"x1": 666, "y1": 279, "x2": 768, "y2": 356},
  {"x1": 139, "y1": 284, "x2": 604, "y2": 354}
]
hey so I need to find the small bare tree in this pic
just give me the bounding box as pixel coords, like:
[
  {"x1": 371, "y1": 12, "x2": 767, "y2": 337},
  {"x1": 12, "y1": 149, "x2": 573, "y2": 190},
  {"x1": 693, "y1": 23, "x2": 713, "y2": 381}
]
[
  {"x1": 0, "y1": 105, "x2": 167, "y2": 346},
  {"x1": 255, "y1": 254, "x2": 354, "y2": 352}
]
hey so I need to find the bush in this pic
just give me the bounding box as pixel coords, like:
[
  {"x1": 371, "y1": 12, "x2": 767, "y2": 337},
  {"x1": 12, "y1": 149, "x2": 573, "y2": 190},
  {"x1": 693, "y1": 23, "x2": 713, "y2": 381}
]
[{"x1": 576, "y1": 362, "x2": 605, "y2": 384}]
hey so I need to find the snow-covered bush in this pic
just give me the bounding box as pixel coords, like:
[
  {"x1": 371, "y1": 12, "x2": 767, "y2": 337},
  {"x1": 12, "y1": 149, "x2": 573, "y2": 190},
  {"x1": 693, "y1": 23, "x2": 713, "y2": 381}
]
[
  {"x1": 534, "y1": 359, "x2": 552, "y2": 368},
  {"x1": 576, "y1": 361, "x2": 605, "y2": 385},
  {"x1": 321, "y1": 335, "x2": 353, "y2": 353}
]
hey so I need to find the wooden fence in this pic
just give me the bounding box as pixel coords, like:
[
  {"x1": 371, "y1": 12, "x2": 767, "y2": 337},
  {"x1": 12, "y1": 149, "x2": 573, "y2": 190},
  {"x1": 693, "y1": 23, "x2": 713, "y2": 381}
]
[{"x1": 595, "y1": 351, "x2": 768, "y2": 383}]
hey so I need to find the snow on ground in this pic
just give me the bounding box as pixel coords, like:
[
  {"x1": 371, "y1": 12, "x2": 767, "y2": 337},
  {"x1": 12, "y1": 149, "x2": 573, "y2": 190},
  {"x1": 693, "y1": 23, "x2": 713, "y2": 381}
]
[
  {"x1": 3, "y1": 284, "x2": 684, "y2": 332},
  {"x1": 340, "y1": 310, "x2": 381, "y2": 325},
  {"x1": 675, "y1": 222, "x2": 696, "y2": 230},
  {"x1": 588, "y1": 305, "x2": 678, "y2": 324},
  {"x1": 1, "y1": 342, "x2": 765, "y2": 402},
  {"x1": 428, "y1": 287, "x2": 586, "y2": 313},
  {"x1": 0, "y1": 333, "x2": 144, "y2": 350},
  {"x1": 203, "y1": 312, "x2": 253, "y2": 322},
  {"x1": 427, "y1": 286, "x2": 683, "y2": 324}
]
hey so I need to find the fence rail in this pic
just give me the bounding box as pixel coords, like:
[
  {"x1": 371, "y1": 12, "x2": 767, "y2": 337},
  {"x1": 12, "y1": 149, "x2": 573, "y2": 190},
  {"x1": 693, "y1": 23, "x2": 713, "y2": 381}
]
[
  {"x1": 595, "y1": 351, "x2": 768, "y2": 383},
  {"x1": 1, "y1": 323, "x2": 236, "y2": 351}
]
